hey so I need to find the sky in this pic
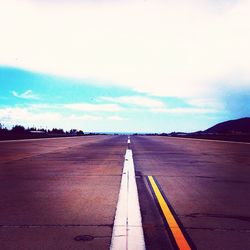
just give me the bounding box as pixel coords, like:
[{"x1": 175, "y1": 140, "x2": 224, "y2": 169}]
[{"x1": 0, "y1": 0, "x2": 250, "y2": 133}]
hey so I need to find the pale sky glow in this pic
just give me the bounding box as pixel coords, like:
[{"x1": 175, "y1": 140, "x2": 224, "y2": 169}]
[
  {"x1": 100, "y1": 96, "x2": 165, "y2": 108},
  {"x1": 65, "y1": 103, "x2": 124, "y2": 112},
  {"x1": 1, "y1": 0, "x2": 250, "y2": 97},
  {"x1": 0, "y1": 0, "x2": 249, "y2": 132}
]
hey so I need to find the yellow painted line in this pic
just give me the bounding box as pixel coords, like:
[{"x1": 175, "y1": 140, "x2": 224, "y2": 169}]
[{"x1": 148, "y1": 176, "x2": 191, "y2": 250}]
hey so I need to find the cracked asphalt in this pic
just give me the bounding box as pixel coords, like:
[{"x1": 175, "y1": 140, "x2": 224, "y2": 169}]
[
  {"x1": 1, "y1": 135, "x2": 250, "y2": 249},
  {"x1": 0, "y1": 135, "x2": 127, "y2": 250},
  {"x1": 132, "y1": 136, "x2": 250, "y2": 250}
]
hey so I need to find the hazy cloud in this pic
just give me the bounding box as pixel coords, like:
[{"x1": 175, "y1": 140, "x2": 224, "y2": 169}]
[
  {"x1": 150, "y1": 107, "x2": 217, "y2": 114},
  {"x1": 101, "y1": 96, "x2": 165, "y2": 108},
  {"x1": 107, "y1": 115, "x2": 126, "y2": 121},
  {"x1": 0, "y1": 106, "x2": 126, "y2": 131},
  {"x1": 0, "y1": 107, "x2": 61, "y2": 126},
  {"x1": 1, "y1": 0, "x2": 250, "y2": 97},
  {"x1": 12, "y1": 90, "x2": 39, "y2": 100},
  {"x1": 64, "y1": 103, "x2": 124, "y2": 112}
]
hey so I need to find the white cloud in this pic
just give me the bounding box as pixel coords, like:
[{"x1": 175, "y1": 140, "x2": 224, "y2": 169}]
[
  {"x1": 69, "y1": 114, "x2": 125, "y2": 121},
  {"x1": 64, "y1": 103, "x2": 124, "y2": 112},
  {"x1": 30, "y1": 104, "x2": 52, "y2": 109},
  {"x1": 12, "y1": 90, "x2": 39, "y2": 100},
  {"x1": 186, "y1": 98, "x2": 224, "y2": 109},
  {"x1": 101, "y1": 96, "x2": 165, "y2": 108},
  {"x1": 69, "y1": 114, "x2": 102, "y2": 121},
  {"x1": 107, "y1": 115, "x2": 126, "y2": 121},
  {"x1": 0, "y1": 107, "x2": 61, "y2": 127},
  {"x1": 150, "y1": 107, "x2": 217, "y2": 114},
  {"x1": 0, "y1": 106, "x2": 126, "y2": 131},
  {"x1": 1, "y1": 0, "x2": 250, "y2": 97}
]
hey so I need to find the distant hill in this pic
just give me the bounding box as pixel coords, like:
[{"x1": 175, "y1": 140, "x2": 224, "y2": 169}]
[{"x1": 205, "y1": 117, "x2": 250, "y2": 134}]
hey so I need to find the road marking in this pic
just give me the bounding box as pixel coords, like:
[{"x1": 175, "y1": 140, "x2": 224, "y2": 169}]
[
  {"x1": 127, "y1": 135, "x2": 131, "y2": 144},
  {"x1": 147, "y1": 175, "x2": 194, "y2": 250},
  {"x1": 110, "y1": 149, "x2": 145, "y2": 250}
]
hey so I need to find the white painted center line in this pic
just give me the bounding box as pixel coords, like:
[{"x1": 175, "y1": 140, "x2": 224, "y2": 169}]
[{"x1": 110, "y1": 148, "x2": 145, "y2": 250}]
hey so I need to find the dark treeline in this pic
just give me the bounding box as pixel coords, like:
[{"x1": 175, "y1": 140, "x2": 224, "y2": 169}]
[{"x1": 0, "y1": 124, "x2": 84, "y2": 140}]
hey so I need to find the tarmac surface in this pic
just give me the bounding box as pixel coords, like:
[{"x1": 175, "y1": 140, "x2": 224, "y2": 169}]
[
  {"x1": 132, "y1": 136, "x2": 250, "y2": 250},
  {"x1": 0, "y1": 135, "x2": 127, "y2": 250},
  {"x1": 0, "y1": 135, "x2": 250, "y2": 249}
]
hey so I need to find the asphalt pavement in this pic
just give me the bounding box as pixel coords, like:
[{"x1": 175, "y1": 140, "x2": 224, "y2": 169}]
[
  {"x1": 1, "y1": 135, "x2": 250, "y2": 249},
  {"x1": 132, "y1": 136, "x2": 250, "y2": 250},
  {"x1": 0, "y1": 135, "x2": 127, "y2": 250}
]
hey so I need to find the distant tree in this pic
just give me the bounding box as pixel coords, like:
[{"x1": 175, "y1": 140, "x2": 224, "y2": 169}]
[
  {"x1": 28, "y1": 127, "x2": 37, "y2": 132},
  {"x1": 70, "y1": 129, "x2": 77, "y2": 135},
  {"x1": 77, "y1": 130, "x2": 84, "y2": 136},
  {"x1": 11, "y1": 125, "x2": 26, "y2": 133},
  {"x1": 51, "y1": 128, "x2": 65, "y2": 134},
  {"x1": 0, "y1": 123, "x2": 8, "y2": 133}
]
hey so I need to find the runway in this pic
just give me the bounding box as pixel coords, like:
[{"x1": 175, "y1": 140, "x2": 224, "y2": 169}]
[
  {"x1": 0, "y1": 135, "x2": 250, "y2": 249},
  {"x1": 0, "y1": 135, "x2": 127, "y2": 250},
  {"x1": 132, "y1": 136, "x2": 250, "y2": 250}
]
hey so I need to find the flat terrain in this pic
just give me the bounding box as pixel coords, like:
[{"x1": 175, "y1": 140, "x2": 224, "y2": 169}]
[
  {"x1": 171, "y1": 134, "x2": 250, "y2": 143},
  {"x1": 132, "y1": 136, "x2": 250, "y2": 250},
  {"x1": 1, "y1": 135, "x2": 250, "y2": 249},
  {"x1": 0, "y1": 135, "x2": 127, "y2": 250}
]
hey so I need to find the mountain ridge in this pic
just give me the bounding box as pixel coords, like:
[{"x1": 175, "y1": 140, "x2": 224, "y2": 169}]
[{"x1": 204, "y1": 117, "x2": 250, "y2": 134}]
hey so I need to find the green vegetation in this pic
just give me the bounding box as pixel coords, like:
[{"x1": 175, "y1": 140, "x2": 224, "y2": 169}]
[{"x1": 0, "y1": 124, "x2": 84, "y2": 140}]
